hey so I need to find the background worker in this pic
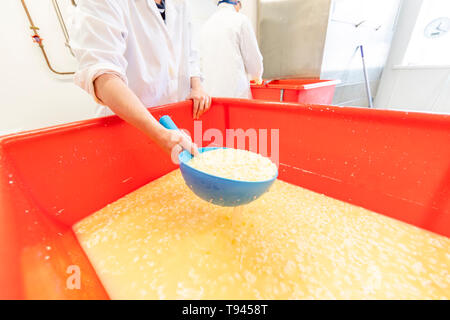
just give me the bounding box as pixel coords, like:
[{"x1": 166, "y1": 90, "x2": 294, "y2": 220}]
[{"x1": 200, "y1": 0, "x2": 264, "y2": 99}]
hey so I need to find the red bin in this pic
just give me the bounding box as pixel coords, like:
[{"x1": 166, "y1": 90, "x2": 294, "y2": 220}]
[
  {"x1": 251, "y1": 79, "x2": 340, "y2": 104},
  {"x1": 0, "y1": 98, "x2": 449, "y2": 299}
]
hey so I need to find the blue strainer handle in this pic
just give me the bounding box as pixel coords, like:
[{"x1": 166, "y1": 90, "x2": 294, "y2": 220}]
[{"x1": 159, "y1": 115, "x2": 178, "y2": 130}]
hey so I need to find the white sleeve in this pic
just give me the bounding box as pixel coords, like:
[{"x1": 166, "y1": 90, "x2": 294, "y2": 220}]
[
  {"x1": 70, "y1": 0, "x2": 129, "y2": 103},
  {"x1": 239, "y1": 17, "x2": 264, "y2": 81},
  {"x1": 185, "y1": 2, "x2": 202, "y2": 79}
]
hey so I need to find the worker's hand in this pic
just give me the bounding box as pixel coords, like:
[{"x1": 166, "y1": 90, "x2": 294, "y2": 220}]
[
  {"x1": 159, "y1": 128, "x2": 199, "y2": 163},
  {"x1": 188, "y1": 87, "x2": 211, "y2": 120},
  {"x1": 253, "y1": 77, "x2": 263, "y2": 85}
]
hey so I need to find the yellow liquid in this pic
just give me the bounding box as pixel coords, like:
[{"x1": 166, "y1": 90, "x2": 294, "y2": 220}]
[{"x1": 73, "y1": 170, "x2": 450, "y2": 299}]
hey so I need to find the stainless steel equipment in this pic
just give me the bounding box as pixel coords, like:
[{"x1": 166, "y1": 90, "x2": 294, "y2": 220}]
[{"x1": 257, "y1": 0, "x2": 403, "y2": 107}]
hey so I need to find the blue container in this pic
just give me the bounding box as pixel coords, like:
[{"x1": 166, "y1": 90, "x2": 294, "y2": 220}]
[{"x1": 159, "y1": 116, "x2": 278, "y2": 207}]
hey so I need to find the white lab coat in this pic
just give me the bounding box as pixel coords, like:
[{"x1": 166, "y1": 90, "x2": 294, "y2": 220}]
[
  {"x1": 70, "y1": 0, "x2": 200, "y2": 117},
  {"x1": 200, "y1": 3, "x2": 263, "y2": 99}
]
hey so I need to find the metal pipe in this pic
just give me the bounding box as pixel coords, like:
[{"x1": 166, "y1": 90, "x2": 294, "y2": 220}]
[
  {"x1": 359, "y1": 45, "x2": 373, "y2": 108},
  {"x1": 20, "y1": 0, "x2": 75, "y2": 75},
  {"x1": 52, "y1": 0, "x2": 75, "y2": 57}
]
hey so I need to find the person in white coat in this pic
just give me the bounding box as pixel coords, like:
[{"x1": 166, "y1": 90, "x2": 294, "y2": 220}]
[
  {"x1": 200, "y1": 0, "x2": 263, "y2": 99},
  {"x1": 71, "y1": 0, "x2": 210, "y2": 156}
]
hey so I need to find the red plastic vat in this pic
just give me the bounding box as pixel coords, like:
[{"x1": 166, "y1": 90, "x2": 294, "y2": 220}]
[
  {"x1": 251, "y1": 79, "x2": 340, "y2": 104},
  {"x1": 0, "y1": 98, "x2": 449, "y2": 299}
]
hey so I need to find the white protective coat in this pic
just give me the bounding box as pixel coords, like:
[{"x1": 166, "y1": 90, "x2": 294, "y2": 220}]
[
  {"x1": 70, "y1": 0, "x2": 200, "y2": 117},
  {"x1": 200, "y1": 2, "x2": 263, "y2": 99}
]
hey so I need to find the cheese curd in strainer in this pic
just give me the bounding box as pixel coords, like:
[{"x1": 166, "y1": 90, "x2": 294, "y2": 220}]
[{"x1": 187, "y1": 148, "x2": 277, "y2": 182}]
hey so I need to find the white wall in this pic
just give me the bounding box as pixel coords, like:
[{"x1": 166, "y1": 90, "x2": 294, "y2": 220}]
[
  {"x1": 0, "y1": 0, "x2": 258, "y2": 136},
  {"x1": 402, "y1": 0, "x2": 450, "y2": 66},
  {"x1": 374, "y1": 0, "x2": 450, "y2": 113},
  {"x1": 0, "y1": 0, "x2": 97, "y2": 135}
]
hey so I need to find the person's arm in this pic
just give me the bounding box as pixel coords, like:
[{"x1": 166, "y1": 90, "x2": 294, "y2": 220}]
[
  {"x1": 186, "y1": 2, "x2": 211, "y2": 120},
  {"x1": 71, "y1": 0, "x2": 197, "y2": 156},
  {"x1": 94, "y1": 74, "x2": 198, "y2": 156},
  {"x1": 189, "y1": 77, "x2": 211, "y2": 120},
  {"x1": 239, "y1": 17, "x2": 264, "y2": 83}
]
